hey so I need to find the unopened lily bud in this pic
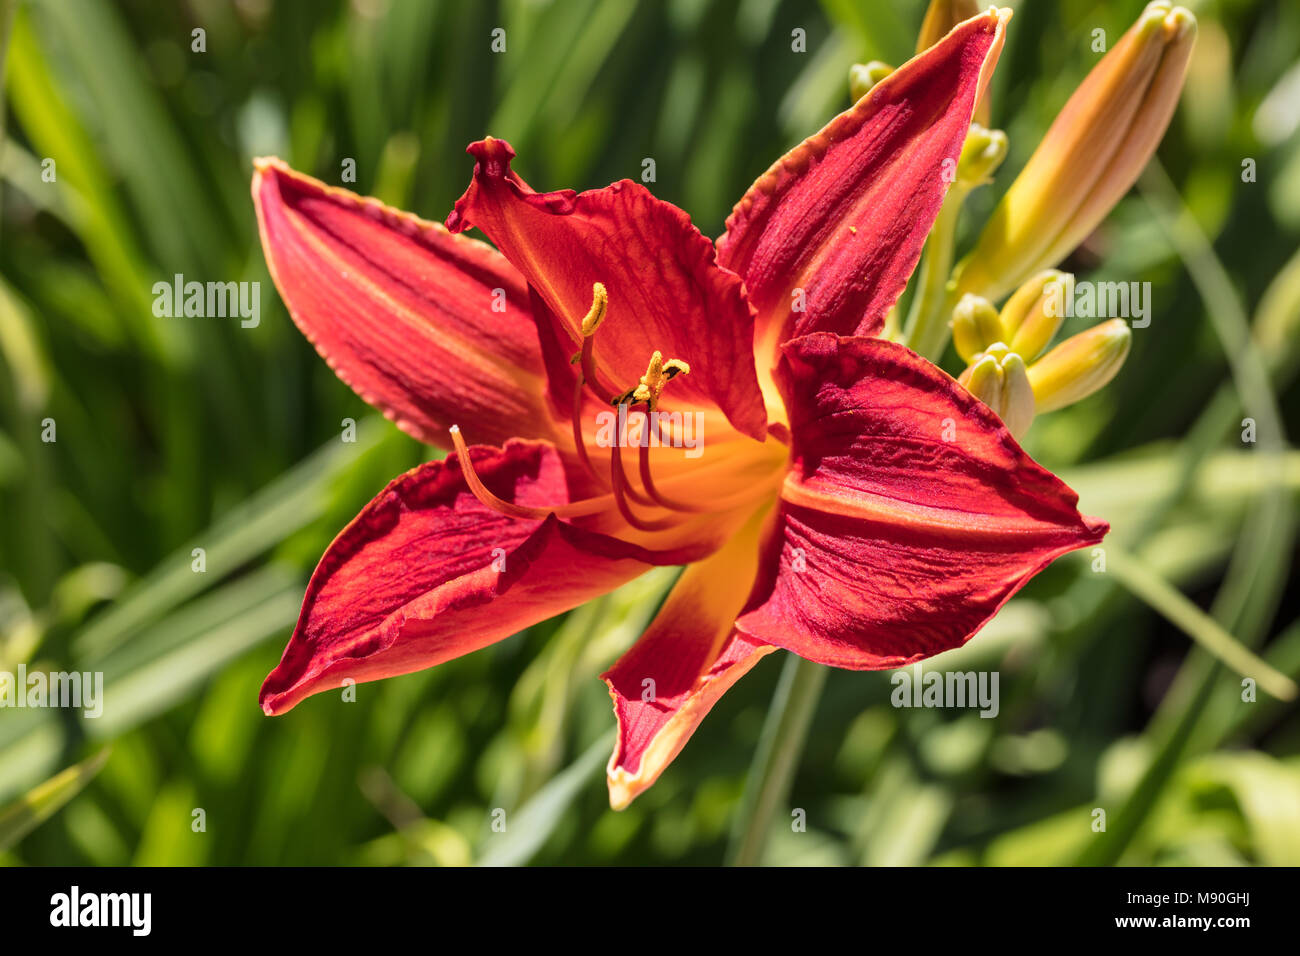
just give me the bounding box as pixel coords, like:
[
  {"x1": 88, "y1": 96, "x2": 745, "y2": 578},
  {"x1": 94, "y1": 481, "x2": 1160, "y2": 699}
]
[
  {"x1": 955, "y1": 123, "x2": 1008, "y2": 189},
  {"x1": 999, "y1": 270, "x2": 1072, "y2": 362},
  {"x1": 998, "y1": 352, "x2": 1036, "y2": 438},
  {"x1": 951, "y1": 293, "x2": 1003, "y2": 364},
  {"x1": 1027, "y1": 319, "x2": 1132, "y2": 413},
  {"x1": 958, "y1": 345, "x2": 1035, "y2": 438},
  {"x1": 850, "y1": 61, "x2": 893, "y2": 102},
  {"x1": 956, "y1": 3, "x2": 1197, "y2": 301},
  {"x1": 917, "y1": 0, "x2": 990, "y2": 125},
  {"x1": 959, "y1": 352, "x2": 1002, "y2": 410}
]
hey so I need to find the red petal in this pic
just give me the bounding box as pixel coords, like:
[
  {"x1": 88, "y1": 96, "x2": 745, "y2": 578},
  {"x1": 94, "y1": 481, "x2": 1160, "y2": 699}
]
[
  {"x1": 717, "y1": 10, "x2": 1009, "y2": 364},
  {"x1": 602, "y1": 508, "x2": 776, "y2": 809},
  {"x1": 446, "y1": 138, "x2": 768, "y2": 441},
  {"x1": 260, "y1": 440, "x2": 680, "y2": 715},
  {"x1": 735, "y1": 333, "x2": 1106, "y2": 668},
  {"x1": 253, "y1": 159, "x2": 562, "y2": 449}
]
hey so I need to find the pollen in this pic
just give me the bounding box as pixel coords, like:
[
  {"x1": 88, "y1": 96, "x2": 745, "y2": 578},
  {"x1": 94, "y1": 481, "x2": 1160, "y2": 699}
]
[
  {"x1": 611, "y1": 350, "x2": 690, "y2": 409},
  {"x1": 581, "y1": 282, "x2": 608, "y2": 336}
]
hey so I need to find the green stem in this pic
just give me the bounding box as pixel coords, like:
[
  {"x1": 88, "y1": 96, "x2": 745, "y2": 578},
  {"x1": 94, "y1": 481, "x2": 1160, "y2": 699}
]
[
  {"x1": 726, "y1": 654, "x2": 827, "y2": 866},
  {"x1": 902, "y1": 185, "x2": 967, "y2": 361},
  {"x1": 1106, "y1": 545, "x2": 1295, "y2": 700}
]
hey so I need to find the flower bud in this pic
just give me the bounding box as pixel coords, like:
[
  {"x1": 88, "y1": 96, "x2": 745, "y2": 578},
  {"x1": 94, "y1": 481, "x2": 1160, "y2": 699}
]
[
  {"x1": 955, "y1": 3, "x2": 1196, "y2": 302},
  {"x1": 849, "y1": 61, "x2": 894, "y2": 102},
  {"x1": 959, "y1": 353, "x2": 1002, "y2": 411},
  {"x1": 955, "y1": 123, "x2": 1008, "y2": 189},
  {"x1": 999, "y1": 270, "x2": 1072, "y2": 362},
  {"x1": 958, "y1": 345, "x2": 1035, "y2": 438},
  {"x1": 951, "y1": 294, "x2": 1003, "y2": 364},
  {"x1": 1027, "y1": 319, "x2": 1132, "y2": 413},
  {"x1": 997, "y1": 352, "x2": 1036, "y2": 438}
]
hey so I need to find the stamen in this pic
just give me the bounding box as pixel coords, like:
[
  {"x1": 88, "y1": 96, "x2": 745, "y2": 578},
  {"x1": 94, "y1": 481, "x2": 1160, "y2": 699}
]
[
  {"x1": 569, "y1": 282, "x2": 616, "y2": 478},
  {"x1": 638, "y1": 433, "x2": 707, "y2": 512},
  {"x1": 581, "y1": 282, "x2": 608, "y2": 336},
  {"x1": 555, "y1": 283, "x2": 706, "y2": 527},
  {"x1": 609, "y1": 435, "x2": 680, "y2": 531},
  {"x1": 662, "y1": 359, "x2": 689, "y2": 379},
  {"x1": 614, "y1": 411, "x2": 660, "y2": 508},
  {"x1": 569, "y1": 377, "x2": 603, "y2": 481},
  {"x1": 575, "y1": 283, "x2": 617, "y2": 404},
  {"x1": 612, "y1": 351, "x2": 703, "y2": 512},
  {"x1": 580, "y1": 336, "x2": 616, "y2": 404},
  {"x1": 450, "y1": 426, "x2": 612, "y2": 520}
]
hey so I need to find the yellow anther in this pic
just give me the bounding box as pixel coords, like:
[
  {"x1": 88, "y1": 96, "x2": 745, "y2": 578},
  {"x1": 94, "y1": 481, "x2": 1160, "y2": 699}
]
[
  {"x1": 644, "y1": 350, "x2": 664, "y2": 381},
  {"x1": 609, "y1": 351, "x2": 691, "y2": 408},
  {"x1": 640, "y1": 351, "x2": 689, "y2": 407},
  {"x1": 662, "y1": 358, "x2": 690, "y2": 380},
  {"x1": 581, "y1": 282, "x2": 609, "y2": 336}
]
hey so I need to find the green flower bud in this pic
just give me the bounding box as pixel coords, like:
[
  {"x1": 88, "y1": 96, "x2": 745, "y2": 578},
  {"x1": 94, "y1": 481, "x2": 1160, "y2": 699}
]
[
  {"x1": 955, "y1": 123, "x2": 1008, "y2": 190},
  {"x1": 849, "y1": 61, "x2": 893, "y2": 102}
]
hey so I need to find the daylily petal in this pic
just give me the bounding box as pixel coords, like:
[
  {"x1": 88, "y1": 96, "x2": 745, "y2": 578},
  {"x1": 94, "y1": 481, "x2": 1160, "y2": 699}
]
[
  {"x1": 446, "y1": 138, "x2": 768, "y2": 441},
  {"x1": 917, "y1": 1, "x2": 994, "y2": 127},
  {"x1": 253, "y1": 158, "x2": 561, "y2": 449},
  {"x1": 602, "y1": 506, "x2": 776, "y2": 809},
  {"x1": 260, "y1": 440, "x2": 676, "y2": 715},
  {"x1": 716, "y1": 9, "x2": 1009, "y2": 367},
  {"x1": 735, "y1": 333, "x2": 1107, "y2": 668}
]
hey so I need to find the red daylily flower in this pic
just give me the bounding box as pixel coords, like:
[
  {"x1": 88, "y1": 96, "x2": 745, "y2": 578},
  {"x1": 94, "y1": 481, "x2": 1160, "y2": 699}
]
[{"x1": 252, "y1": 10, "x2": 1106, "y2": 808}]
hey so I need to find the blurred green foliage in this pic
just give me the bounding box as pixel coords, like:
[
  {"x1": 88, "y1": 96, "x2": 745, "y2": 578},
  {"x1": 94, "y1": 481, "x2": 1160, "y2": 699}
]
[{"x1": 1, "y1": 0, "x2": 1299, "y2": 865}]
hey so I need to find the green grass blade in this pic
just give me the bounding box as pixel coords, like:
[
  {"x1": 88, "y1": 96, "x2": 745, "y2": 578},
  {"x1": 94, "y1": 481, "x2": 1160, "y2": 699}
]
[
  {"x1": 0, "y1": 746, "x2": 110, "y2": 851},
  {"x1": 476, "y1": 730, "x2": 613, "y2": 867}
]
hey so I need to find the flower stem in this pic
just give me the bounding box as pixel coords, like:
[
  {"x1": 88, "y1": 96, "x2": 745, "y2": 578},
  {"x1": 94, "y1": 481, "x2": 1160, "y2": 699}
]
[
  {"x1": 725, "y1": 654, "x2": 827, "y2": 866},
  {"x1": 902, "y1": 185, "x2": 967, "y2": 361},
  {"x1": 1106, "y1": 544, "x2": 1296, "y2": 700}
]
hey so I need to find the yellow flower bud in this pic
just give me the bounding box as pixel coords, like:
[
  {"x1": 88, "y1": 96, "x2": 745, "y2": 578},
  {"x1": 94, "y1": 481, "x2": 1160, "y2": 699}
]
[
  {"x1": 1027, "y1": 319, "x2": 1132, "y2": 413},
  {"x1": 958, "y1": 346, "x2": 1035, "y2": 438},
  {"x1": 999, "y1": 270, "x2": 1072, "y2": 362},
  {"x1": 849, "y1": 61, "x2": 893, "y2": 102},
  {"x1": 917, "y1": 0, "x2": 990, "y2": 126},
  {"x1": 955, "y1": 3, "x2": 1196, "y2": 302},
  {"x1": 958, "y1": 353, "x2": 1002, "y2": 411},
  {"x1": 998, "y1": 352, "x2": 1036, "y2": 438},
  {"x1": 951, "y1": 294, "x2": 1003, "y2": 364}
]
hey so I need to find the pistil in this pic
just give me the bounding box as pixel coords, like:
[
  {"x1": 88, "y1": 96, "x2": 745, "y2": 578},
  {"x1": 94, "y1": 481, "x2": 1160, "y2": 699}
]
[
  {"x1": 460, "y1": 282, "x2": 751, "y2": 531},
  {"x1": 449, "y1": 425, "x2": 612, "y2": 520}
]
